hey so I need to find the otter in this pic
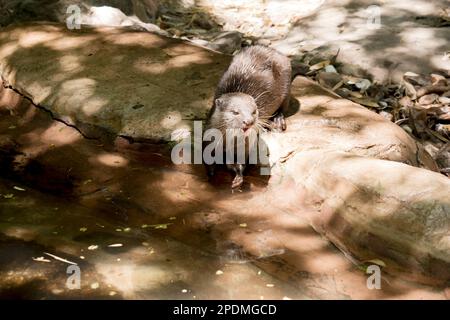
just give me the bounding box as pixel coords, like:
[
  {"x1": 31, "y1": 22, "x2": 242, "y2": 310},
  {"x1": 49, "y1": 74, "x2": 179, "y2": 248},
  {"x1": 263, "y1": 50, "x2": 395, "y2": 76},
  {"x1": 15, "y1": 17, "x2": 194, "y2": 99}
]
[{"x1": 205, "y1": 45, "x2": 292, "y2": 190}]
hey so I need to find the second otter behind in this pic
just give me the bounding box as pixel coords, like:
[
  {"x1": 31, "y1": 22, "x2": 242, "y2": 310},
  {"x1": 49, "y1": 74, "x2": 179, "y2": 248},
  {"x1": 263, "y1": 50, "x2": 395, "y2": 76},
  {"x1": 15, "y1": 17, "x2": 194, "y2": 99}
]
[{"x1": 206, "y1": 45, "x2": 292, "y2": 190}]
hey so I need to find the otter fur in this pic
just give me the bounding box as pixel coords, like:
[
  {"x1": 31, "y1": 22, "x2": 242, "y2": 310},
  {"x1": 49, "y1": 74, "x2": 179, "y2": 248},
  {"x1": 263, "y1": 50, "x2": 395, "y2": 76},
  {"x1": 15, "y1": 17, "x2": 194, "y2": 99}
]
[{"x1": 205, "y1": 45, "x2": 292, "y2": 190}]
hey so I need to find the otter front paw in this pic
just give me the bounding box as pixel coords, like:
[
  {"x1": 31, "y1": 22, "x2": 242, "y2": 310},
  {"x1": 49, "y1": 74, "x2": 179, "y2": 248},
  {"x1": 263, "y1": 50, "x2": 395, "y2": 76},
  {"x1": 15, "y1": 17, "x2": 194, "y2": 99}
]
[
  {"x1": 231, "y1": 175, "x2": 244, "y2": 190},
  {"x1": 272, "y1": 112, "x2": 286, "y2": 132}
]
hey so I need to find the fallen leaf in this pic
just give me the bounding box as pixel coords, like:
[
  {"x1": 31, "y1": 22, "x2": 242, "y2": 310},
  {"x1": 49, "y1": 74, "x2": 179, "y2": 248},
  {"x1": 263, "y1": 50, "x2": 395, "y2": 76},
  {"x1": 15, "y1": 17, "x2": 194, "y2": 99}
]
[
  {"x1": 417, "y1": 85, "x2": 450, "y2": 98},
  {"x1": 216, "y1": 270, "x2": 224, "y2": 275},
  {"x1": 331, "y1": 80, "x2": 344, "y2": 91},
  {"x1": 149, "y1": 223, "x2": 172, "y2": 229},
  {"x1": 426, "y1": 128, "x2": 449, "y2": 143},
  {"x1": 3, "y1": 194, "x2": 14, "y2": 199},
  {"x1": 430, "y1": 73, "x2": 447, "y2": 86},
  {"x1": 33, "y1": 256, "x2": 51, "y2": 263},
  {"x1": 349, "y1": 90, "x2": 363, "y2": 98},
  {"x1": 307, "y1": 60, "x2": 330, "y2": 74},
  {"x1": 13, "y1": 186, "x2": 26, "y2": 192},
  {"x1": 239, "y1": 223, "x2": 247, "y2": 228},
  {"x1": 364, "y1": 259, "x2": 386, "y2": 267},
  {"x1": 79, "y1": 227, "x2": 87, "y2": 232},
  {"x1": 108, "y1": 243, "x2": 123, "y2": 248},
  {"x1": 88, "y1": 245, "x2": 99, "y2": 251},
  {"x1": 404, "y1": 71, "x2": 420, "y2": 77},
  {"x1": 90, "y1": 282, "x2": 99, "y2": 289},
  {"x1": 418, "y1": 94, "x2": 439, "y2": 105},
  {"x1": 349, "y1": 97, "x2": 380, "y2": 108},
  {"x1": 403, "y1": 81, "x2": 417, "y2": 99}
]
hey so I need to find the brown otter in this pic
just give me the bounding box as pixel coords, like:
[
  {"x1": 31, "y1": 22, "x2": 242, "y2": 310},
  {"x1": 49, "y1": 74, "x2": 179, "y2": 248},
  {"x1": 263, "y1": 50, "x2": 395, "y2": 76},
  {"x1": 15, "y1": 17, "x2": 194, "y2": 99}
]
[{"x1": 205, "y1": 45, "x2": 292, "y2": 189}]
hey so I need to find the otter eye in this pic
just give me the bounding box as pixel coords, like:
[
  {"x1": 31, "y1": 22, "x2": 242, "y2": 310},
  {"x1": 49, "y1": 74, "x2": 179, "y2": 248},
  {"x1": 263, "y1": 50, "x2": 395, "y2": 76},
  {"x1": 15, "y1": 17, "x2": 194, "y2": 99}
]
[{"x1": 232, "y1": 110, "x2": 239, "y2": 115}]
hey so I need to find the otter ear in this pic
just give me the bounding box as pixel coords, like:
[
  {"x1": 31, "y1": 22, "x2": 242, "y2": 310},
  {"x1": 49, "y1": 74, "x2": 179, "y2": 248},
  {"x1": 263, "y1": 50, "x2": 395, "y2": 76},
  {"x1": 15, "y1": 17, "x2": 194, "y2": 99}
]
[{"x1": 215, "y1": 98, "x2": 224, "y2": 110}]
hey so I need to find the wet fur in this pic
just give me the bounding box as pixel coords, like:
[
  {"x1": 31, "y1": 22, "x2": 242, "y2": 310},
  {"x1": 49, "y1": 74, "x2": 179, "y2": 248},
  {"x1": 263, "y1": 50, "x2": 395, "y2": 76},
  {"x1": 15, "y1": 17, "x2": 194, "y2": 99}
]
[
  {"x1": 205, "y1": 45, "x2": 292, "y2": 189},
  {"x1": 209, "y1": 45, "x2": 292, "y2": 120}
]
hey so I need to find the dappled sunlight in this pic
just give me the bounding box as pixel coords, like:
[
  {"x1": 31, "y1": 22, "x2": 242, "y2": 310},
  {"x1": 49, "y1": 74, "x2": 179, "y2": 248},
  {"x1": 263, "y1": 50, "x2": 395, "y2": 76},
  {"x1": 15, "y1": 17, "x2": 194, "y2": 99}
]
[
  {"x1": 95, "y1": 153, "x2": 129, "y2": 167},
  {"x1": 18, "y1": 31, "x2": 62, "y2": 48},
  {"x1": 104, "y1": 31, "x2": 167, "y2": 48},
  {"x1": 0, "y1": 85, "x2": 21, "y2": 109},
  {"x1": 45, "y1": 35, "x2": 95, "y2": 51},
  {"x1": 136, "y1": 61, "x2": 168, "y2": 74},
  {"x1": 95, "y1": 262, "x2": 180, "y2": 298},
  {"x1": 80, "y1": 97, "x2": 109, "y2": 117},
  {"x1": 60, "y1": 78, "x2": 97, "y2": 97},
  {"x1": 0, "y1": 42, "x2": 17, "y2": 60},
  {"x1": 167, "y1": 51, "x2": 214, "y2": 68},
  {"x1": 3, "y1": 226, "x2": 38, "y2": 242},
  {"x1": 58, "y1": 55, "x2": 83, "y2": 72},
  {"x1": 19, "y1": 131, "x2": 66, "y2": 159},
  {"x1": 40, "y1": 122, "x2": 82, "y2": 146},
  {"x1": 0, "y1": 22, "x2": 230, "y2": 140},
  {"x1": 160, "y1": 111, "x2": 183, "y2": 129}
]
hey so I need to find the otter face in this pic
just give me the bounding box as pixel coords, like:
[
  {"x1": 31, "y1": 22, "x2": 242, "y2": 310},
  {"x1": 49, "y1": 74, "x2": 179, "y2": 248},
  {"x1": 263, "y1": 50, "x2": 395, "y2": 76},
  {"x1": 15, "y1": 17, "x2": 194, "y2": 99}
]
[{"x1": 214, "y1": 93, "x2": 258, "y2": 133}]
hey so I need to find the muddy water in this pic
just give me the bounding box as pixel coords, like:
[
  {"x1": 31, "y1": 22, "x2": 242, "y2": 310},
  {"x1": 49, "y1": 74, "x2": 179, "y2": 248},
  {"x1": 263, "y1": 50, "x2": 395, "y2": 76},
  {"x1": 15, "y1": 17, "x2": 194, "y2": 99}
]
[{"x1": 0, "y1": 85, "x2": 447, "y2": 299}]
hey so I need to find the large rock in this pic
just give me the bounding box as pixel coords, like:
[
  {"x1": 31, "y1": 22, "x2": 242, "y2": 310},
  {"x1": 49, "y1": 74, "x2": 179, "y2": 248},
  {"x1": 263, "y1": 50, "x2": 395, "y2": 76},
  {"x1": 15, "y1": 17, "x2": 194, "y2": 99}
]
[
  {"x1": 0, "y1": 22, "x2": 230, "y2": 141},
  {"x1": 260, "y1": 77, "x2": 449, "y2": 283},
  {"x1": 0, "y1": 23, "x2": 449, "y2": 283}
]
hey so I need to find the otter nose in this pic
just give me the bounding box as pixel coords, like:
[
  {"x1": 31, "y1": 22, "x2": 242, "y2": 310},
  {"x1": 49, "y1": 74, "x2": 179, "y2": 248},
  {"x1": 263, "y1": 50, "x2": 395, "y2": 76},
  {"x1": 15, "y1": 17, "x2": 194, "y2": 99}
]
[{"x1": 243, "y1": 119, "x2": 254, "y2": 126}]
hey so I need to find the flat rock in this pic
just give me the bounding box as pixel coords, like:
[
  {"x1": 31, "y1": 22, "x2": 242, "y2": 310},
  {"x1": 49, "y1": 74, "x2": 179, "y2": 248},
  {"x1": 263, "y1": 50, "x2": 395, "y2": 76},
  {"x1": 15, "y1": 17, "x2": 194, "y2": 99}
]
[
  {"x1": 0, "y1": 22, "x2": 230, "y2": 141},
  {"x1": 261, "y1": 77, "x2": 450, "y2": 283}
]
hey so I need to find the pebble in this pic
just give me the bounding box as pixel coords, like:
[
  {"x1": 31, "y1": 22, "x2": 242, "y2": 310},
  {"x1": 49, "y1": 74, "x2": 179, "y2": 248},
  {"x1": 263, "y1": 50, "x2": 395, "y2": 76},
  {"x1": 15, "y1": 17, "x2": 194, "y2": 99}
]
[{"x1": 324, "y1": 65, "x2": 338, "y2": 73}]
